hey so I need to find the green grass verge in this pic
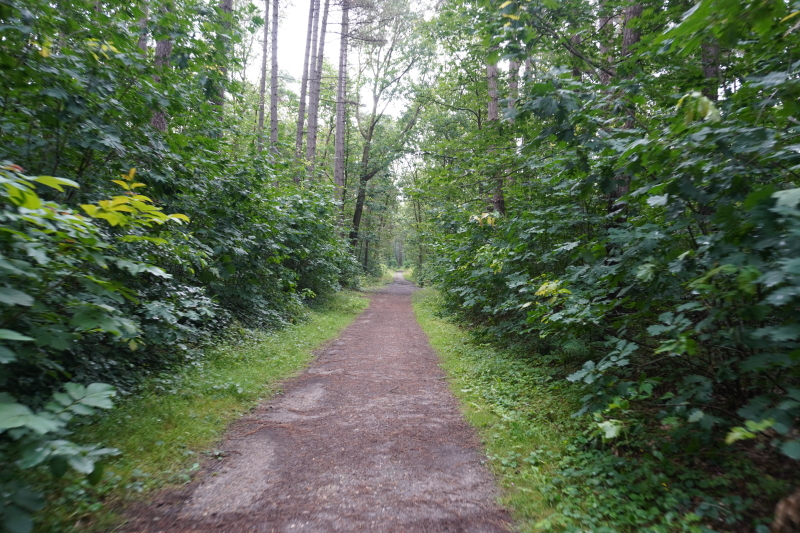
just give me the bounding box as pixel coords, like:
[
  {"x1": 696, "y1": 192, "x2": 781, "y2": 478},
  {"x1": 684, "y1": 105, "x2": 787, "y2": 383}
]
[
  {"x1": 411, "y1": 287, "x2": 582, "y2": 532},
  {"x1": 37, "y1": 290, "x2": 369, "y2": 533}
]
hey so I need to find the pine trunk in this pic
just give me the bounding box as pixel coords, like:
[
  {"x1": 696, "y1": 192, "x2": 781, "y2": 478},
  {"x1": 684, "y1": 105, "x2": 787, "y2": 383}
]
[
  {"x1": 269, "y1": 0, "x2": 280, "y2": 154},
  {"x1": 701, "y1": 40, "x2": 720, "y2": 101},
  {"x1": 150, "y1": 36, "x2": 172, "y2": 132},
  {"x1": 487, "y1": 62, "x2": 504, "y2": 215},
  {"x1": 257, "y1": 0, "x2": 270, "y2": 152},
  {"x1": 295, "y1": 0, "x2": 317, "y2": 159},
  {"x1": 333, "y1": 0, "x2": 349, "y2": 204},
  {"x1": 306, "y1": 0, "x2": 330, "y2": 171},
  {"x1": 214, "y1": 0, "x2": 233, "y2": 113}
]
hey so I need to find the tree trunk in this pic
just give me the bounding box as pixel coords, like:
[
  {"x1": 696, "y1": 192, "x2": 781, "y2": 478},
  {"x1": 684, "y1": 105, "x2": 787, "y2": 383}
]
[
  {"x1": 269, "y1": 0, "x2": 280, "y2": 154},
  {"x1": 295, "y1": 0, "x2": 317, "y2": 158},
  {"x1": 597, "y1": 2, "x2": 613, "y2": 85},
  {"x1": 621, "y1": 4, "x2": 643, "y2": 58},
  {"x1": 508, "y1": 60, "x2": 519, "y2": 119},
  {"x1": 487, "y1": 63, "x2": 498, "y2": 121},
  {"x1": 701, "y1": 40, "x2": 720, "y2": 101},
  {"x1": 333, "y1": 0, "x2": 349, "y2": 204},
  {"x1": 487, "y1": 62, "x2": 505, "y2": 215},
  {"x1": 150, "y1": 36, "x2": 172, "y2": 132},
  {"x1": 257, "y1": 0, "x2": 270, "y2": 152},
  {"x1": 608, "y1": 3, "x2": 642, "y2": 222},
  {"x1": 349, "y1": 123, "x2": 374, "y2": 248},
  {"x1": 214, "y1": 0, "x2": 233, "y2": 113},
  {"x1": 137, "y1": 4, "x2": 149, "y2": 54},
  {"x1": 306, "y1": 0, "x2": 330, "y2": 172},
  {"x1": 570, "y1": 34, "x2": 582, "y2": 79}
]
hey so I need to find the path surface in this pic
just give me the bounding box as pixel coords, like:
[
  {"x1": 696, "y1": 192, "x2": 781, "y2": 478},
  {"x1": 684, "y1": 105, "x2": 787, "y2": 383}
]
[{"x1": 127, "y1": 273, "x2": 511, "y2": 532}]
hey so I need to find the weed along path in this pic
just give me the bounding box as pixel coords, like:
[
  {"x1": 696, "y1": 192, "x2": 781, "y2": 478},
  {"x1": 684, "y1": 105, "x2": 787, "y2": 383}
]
[{"x1": 127, "y1": 272, "x2": 511, "y2": 533}]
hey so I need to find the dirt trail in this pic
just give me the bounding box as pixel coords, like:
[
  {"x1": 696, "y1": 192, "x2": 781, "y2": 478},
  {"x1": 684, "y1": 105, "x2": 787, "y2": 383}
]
[{"x1": 127, "y1": 273, "x2": 511, "y2": 532}]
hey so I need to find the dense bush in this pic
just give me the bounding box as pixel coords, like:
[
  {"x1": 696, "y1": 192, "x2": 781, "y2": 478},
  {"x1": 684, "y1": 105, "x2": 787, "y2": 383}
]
[
  {"x1": 411, "y1": 0, "x2": 800, "y2": 527},
  {"x1": 0, "y1": 0, "x2": 360, "y2": 528}
]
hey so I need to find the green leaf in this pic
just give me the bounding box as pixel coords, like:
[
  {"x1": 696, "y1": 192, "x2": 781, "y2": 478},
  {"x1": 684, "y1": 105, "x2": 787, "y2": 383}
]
[
  {"x1": 0, "y1": 286, "x2": 34, "y2": 306},
  {"x1": 0, "y1": 329, "x2": 34, "y2": 341},
  {"x1": 773, "y1": 188, "x2": 800, "y2": 208},
  {"x1": 79, "y1": 383, "x2": 116, "y2": 409},
  {"x1": 0, "y1": 402, "x2": 34, "y2": 430},
  {"x1": 780, "y1": 440, "x2": 800, "y2": 459},
  {"x1": 11, "y1": 488, "x2": 45, "y2": 512},
  {"x1": 0, "y1": 346, "x2": 17, "y2": 363},
  {"x1": 597, "y1": 419, "x2": 624, "y2": 439},
  {"x1": 87, "y1": 462, "x2": 105, "y2": 485},
  {"x1": 49, "y1": 456, "x2": 68, "y2": 478},
  {"x1": 67, "y1": 454, "x2": 94, "y2": 474},
  {"x1": 32, "y1": 175, "x2": 79, "y2": 192},
  {"x1": 3, "y1": 505, "x2": 34, "y2": 533}
]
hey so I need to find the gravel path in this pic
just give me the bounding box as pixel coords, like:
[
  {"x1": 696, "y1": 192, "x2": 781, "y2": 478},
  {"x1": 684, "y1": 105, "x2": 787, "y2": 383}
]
[{"x1": 126, "y1": 273, "x2": 511, "y2": 532}]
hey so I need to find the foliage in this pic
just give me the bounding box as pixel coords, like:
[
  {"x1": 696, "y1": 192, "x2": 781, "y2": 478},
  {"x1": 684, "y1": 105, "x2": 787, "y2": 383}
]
[
  {"x1": 34, "y1": 291, "x2": 368, "y2": 532},
  {"x1": 0, "y1": 0, "x2": 364, "y2": 528},
  {"x1": 414, "y1": 287, "x2": 792, "y2": 533},
  {"x1": 408, "y1": 0, "x2": 800, "y2": 527}
]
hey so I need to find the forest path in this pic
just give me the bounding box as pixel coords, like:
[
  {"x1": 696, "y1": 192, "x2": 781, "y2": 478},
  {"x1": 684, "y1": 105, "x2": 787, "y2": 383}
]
[{"x1": 126, "y1": 272, "x2": 511, "y2": 533}]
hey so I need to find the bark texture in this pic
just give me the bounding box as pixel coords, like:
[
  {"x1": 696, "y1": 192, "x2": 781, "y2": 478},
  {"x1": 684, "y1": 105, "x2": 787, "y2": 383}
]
[
  {"x1": 306, "y1": 0, "x2": 330, "y2": 172},
  {"x1": 257, "y1": 0, "x2": 270, "y2": 152},
  {"x1": 294, "y1": 0, "x2": 317, "y2": 158},
  {"x1": 269, "y1": 0, "x2": 280, "y2": 154},
  {"x1": 701, "y1": 40, "x2": 720, "y2": 101},
  {"x1": 333, "y1": 0, "x2": 349, "y2": 204}
]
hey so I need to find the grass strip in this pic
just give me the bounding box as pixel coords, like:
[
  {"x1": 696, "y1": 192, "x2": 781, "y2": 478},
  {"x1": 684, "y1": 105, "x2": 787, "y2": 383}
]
[
  {"x1": 38, "y1": 290, "x2": 370, "y2": 532},
  {"x1": 411, "y1": 287, "x2": 582, "y2": 532}
]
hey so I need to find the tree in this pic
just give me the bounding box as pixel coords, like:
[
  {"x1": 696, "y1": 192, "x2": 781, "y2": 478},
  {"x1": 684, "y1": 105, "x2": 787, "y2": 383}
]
[
  {"x1": 306, "y1": 0, "x2": 331, "y2": 172},
  {"x1": 333, "y1": 0, "x2": 350, "y2": 203},
  {"x1": 269, "y1": 0, "x2": 279, "y2": 153},
  {"x1": 257, "y1": 0, "x2": 270, "y2": 152},
  {"x1": 295, "y1": 0, "x2": 318, "y2": 158},
  {"x1": 347, "y1": 0, "x2": 424, "y2": 247},
  {"x1": 150, "y1": 3, "x2": 173, "y2": 132}
]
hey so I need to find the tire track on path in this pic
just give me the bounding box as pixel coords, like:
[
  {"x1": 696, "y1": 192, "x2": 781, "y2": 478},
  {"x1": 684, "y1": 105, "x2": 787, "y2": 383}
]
[{"x1": 127, "y1": 272, "x2": 511, "y2": 532}]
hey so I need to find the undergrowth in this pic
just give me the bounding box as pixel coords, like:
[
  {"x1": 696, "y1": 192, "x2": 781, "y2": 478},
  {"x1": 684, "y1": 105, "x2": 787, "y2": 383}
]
[
  {"x1": 412, "y1": 287, "x2": 793, "y2": 533},
  {"x1": 360, "y1": 265, "x2": 395, "y2": 291},
  {"x1": 32, "y1": 291, "x2": 369, "y2": 533}
]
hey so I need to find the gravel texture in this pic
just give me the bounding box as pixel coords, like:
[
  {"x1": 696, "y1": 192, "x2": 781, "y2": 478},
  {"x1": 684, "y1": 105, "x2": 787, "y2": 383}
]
[{"x1": 125, "y1": 273, "x2": 511, "y2": 532}]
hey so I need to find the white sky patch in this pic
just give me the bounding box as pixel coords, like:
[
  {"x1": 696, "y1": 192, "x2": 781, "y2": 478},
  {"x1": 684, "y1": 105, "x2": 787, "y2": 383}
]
[{"x1": 245, "y1": 0, "x2": 344, "y2": 96}]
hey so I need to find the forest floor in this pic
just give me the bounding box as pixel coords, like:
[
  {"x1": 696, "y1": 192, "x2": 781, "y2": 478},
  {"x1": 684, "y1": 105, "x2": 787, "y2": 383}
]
[{"x1": 123, "y1": 272, "x2": 511, "y2": 532}]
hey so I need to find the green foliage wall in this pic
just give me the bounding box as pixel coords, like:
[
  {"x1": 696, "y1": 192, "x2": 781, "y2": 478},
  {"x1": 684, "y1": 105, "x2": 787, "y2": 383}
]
[
  {"x1": 0, "y1": 0, "x2": 360, "y2": 530},
  {"x1": 411, "y1": 0, "x2": 800, "y2": 528}
]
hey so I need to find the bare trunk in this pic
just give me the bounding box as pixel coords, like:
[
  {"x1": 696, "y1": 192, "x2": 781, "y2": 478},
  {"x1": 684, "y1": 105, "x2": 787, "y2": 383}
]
[
  {"x1": 150, "y1": 36, "x2": 172, "y2": 131},
  {"x1": 701, "y1": 40, "x2": 720, "y2": 101},
  {"x1": 306, "y1": 0, "x2": 330, "y2": 171},
  {"x1": 137, "y1": 4, "x2": 149, "y2": 54},
  {"x1": 597, "y1": 4, "x2": 613, "y2": 85},
  {"x1": 570, "y1": 34, "x2": 582, "y2": 79},
  {"x1": 257, "y1": 0, "x2": 270, "y2": 152},
  {"x1": 295, "y1": 0, "x2": 317, "y2": 158},
  {"x1": 214, "y1": 0, "x2": 233, "y2": 113},
  {"x1": 487, "y1": 63, "x2": 498, "y2": 121},
  {"x1": 609, "y1": 3, "x2": 642, "y2": 222},
  {"x1": 269, "y1": 0, "x2": 280, "y2": 154},
  {"x1": 508, "y1": 60, "x2": 519, "y2": 120},
  {"x1": 487, "y1": 62, "x2": 504, "y2": 215},
  {"x1": 333, "y1": 0, "x2": 349, "y2": 204},
  {"x1": 349, "y1": 125, "x2": 374, "y2": 248},
  {"x1": 621, "y1": 4, "x2": 643, "y2": 58}
]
